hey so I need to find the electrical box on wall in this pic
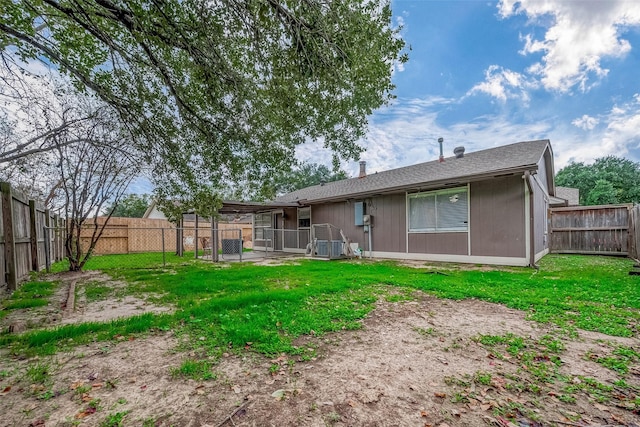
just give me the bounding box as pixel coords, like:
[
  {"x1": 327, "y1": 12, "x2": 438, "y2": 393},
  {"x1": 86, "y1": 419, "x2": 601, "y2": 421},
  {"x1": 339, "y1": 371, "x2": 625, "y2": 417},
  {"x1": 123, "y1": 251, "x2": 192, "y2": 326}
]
[
  {"x1": 354, "y1": 201, "x2": 365, "y2": 226},
  {"x1": 363, "y1": 214, "x2": 372, "y2": 225}
]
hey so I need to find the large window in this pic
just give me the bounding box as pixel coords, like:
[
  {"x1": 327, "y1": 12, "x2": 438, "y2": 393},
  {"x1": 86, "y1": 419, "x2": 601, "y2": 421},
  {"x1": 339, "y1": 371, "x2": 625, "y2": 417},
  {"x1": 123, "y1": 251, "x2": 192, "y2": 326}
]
[
  {"x1": 408, "y1": 187, "x2": 468, "y2": 232},
  {"x1": 254, "y1": 212, "x2": 272, "y2": 240}
]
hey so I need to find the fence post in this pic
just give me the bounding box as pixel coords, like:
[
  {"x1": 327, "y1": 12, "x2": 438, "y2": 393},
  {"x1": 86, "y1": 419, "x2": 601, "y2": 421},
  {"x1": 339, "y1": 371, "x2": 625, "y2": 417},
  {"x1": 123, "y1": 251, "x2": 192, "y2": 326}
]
[
  {"x1": 28, "y1": 200, "x2": 39, "y2": 272},
  {"x1": 161, "y1": 227, "x2": 166, "y2": 266},
  {"x1": 1, "y1": 182, "x2": 17, "y2": 291},
  {"x1": 213, "y1": 217, "x2": 219, "y2": 262}
]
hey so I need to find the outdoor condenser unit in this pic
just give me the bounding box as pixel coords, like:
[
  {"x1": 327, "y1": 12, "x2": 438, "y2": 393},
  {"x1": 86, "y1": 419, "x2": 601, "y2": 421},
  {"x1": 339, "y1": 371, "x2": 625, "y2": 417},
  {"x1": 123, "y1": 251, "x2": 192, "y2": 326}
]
[{"x1": 316, "y1": 240, "x2": 329, "y2": 256}]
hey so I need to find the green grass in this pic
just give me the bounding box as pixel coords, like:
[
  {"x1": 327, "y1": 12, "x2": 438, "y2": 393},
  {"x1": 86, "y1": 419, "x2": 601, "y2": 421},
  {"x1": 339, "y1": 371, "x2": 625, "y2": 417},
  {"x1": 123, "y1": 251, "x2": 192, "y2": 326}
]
[
  {"x1": 1, "y1": 281, "x2": 56, "y2": 315},
  {"x1": 4, "y1": 254, "x2": 638, "y2": 360},
  {"x1": 170, "y1": 359, "x2": 216, "y2": 380}
]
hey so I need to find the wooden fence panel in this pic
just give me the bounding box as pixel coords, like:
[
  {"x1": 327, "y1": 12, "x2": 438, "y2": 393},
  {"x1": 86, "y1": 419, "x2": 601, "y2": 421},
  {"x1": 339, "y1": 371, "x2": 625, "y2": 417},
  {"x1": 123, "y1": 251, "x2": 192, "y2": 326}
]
[
  {"x1": 11, "y1": 189, "x2": 32, "y2": 284},
  {"x1": 0, "y1": 191, "x2": 5, "y2": 292},
  {"x1": 630, "y1": 205, "x2": 640, "y2": 261},
  {"x1": 550, "y1": 205, "x2": 631, "y2": 255}
]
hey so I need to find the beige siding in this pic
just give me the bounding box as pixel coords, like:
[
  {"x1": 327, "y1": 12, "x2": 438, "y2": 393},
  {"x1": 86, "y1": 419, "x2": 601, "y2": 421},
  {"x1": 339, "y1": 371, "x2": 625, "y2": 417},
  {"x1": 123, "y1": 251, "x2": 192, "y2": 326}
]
[{"x1": 470, "y1": 176, "x2": 526, "y2": 258}]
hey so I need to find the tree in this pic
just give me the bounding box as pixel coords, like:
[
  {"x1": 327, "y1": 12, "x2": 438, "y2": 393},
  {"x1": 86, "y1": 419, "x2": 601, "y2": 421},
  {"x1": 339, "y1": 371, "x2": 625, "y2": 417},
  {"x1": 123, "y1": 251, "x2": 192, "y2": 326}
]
[
  {"x1": 272, "y1": 162, "x2": 348, "y2": 195},
  {"x1": 58, "y1": 128, "x2": 142, "y2": 271},
  {"x1": 104, "y1": 193, "x2": 151, "y2": 218},
  {"x1": 0, "y1": 71, "x2": 144, "y2": 271},
  {"x1": 555, "y1": 156, "x2": 640, "y2": 205},
  {"x1": 1, "y1": 0, "x2": 406, "y2": 199},
  {"x1": 586, "y1": 179, "x2": 618, "y2": 205}
]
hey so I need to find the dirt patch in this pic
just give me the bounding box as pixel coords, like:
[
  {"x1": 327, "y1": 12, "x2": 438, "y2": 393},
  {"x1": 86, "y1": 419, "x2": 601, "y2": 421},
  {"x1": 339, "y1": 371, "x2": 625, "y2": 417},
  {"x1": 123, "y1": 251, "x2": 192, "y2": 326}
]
[
  {"x1": 2, "y1": 291, "x2": 639, "y2": 426},
  {"x1": 1, "y1": 272, "x2": 173, "y2": 333}
]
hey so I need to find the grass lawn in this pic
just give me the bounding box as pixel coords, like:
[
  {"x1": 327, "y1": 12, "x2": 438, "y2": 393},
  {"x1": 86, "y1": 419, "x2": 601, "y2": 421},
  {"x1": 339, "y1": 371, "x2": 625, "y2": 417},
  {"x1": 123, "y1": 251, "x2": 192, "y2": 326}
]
[{"x1": 1, "y1": 254, "x2": 638, "y2": 359}]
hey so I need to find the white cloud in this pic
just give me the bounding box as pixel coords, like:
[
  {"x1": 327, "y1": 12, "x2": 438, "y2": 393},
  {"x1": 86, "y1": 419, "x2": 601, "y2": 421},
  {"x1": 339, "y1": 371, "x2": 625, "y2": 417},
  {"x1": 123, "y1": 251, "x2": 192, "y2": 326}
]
[
  {"x1": 571, "y1": 115, "x2": 599, "y2": 130},
  {"x1": 499, "y1": 0, "x2": 640, "y2": 93},
  {"x1": 467, "y1": 65, "x2": 535, "y2": 102},
  {"x1": 297, "y1": 91, "x2": 640, "y2": 177}
]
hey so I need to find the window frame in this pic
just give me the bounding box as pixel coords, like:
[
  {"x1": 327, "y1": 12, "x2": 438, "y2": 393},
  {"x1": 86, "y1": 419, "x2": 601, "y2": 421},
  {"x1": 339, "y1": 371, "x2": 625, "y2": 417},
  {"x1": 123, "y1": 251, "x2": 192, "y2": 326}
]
[
  {"x1": 297, "y1": 207, "x2": 311, "y2": 229},
  {"x1": 408, "y1": 186, "x2": 469, "y2": 233},
  {"x1": 254, "y1": 212, "x2": 273, "y2": 240}
]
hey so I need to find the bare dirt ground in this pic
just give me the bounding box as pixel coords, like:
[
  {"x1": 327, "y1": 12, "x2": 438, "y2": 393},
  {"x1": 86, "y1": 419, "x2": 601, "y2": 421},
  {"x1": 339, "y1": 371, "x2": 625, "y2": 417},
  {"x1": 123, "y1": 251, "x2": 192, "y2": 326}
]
[{"x1": 1, "y1": 273, "x2": 639, "y2": 427}]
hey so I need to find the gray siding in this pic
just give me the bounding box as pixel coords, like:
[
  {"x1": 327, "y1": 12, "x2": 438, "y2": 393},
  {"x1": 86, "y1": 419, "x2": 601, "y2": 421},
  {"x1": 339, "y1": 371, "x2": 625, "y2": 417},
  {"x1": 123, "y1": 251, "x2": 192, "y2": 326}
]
[
  {"x1": 470, "y1": 176, "x2": 526, "y2": 258},
  {"x1": 533, "y1": 156, "x2": 550, "y2": 255},
  {"x1": 311, "y1": 193, "x2": 406, "y2": 252},
  {"x1": 408, "y1": 232, "x2": 467, "y2": 255}
]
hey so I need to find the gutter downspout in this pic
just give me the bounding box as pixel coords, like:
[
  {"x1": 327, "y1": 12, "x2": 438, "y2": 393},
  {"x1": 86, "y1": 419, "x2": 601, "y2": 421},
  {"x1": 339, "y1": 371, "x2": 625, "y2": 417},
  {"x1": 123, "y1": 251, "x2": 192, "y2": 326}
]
[{"x1": 524, "y1": 171, "x2": 539, "y2": 269}]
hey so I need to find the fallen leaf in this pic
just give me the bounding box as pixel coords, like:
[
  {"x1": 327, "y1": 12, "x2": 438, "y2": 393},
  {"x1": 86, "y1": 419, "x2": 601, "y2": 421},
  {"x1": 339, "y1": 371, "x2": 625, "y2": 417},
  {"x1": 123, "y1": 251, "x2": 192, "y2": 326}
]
[
  {"x1": 271, "y1": 389, "x2": 285, "y2": 399},
  {"x1": 75, "y1": 406, "x2": 97, "y2": 419},
  {"x1": 140, "y1": 385, "x2": 147, "y2": 390},
  {"x1": 434, "y1": 392, "x2": 446, "y2": 398},
  {"x1": 70, "y1": 381, "x2": 84, "y2": 390},
  {"x1": 480, "y1": 403, "x2": 492, "y2": 411},
  {"x1": 348, "y1": 400, "x2": 357, "y2": 407},
  {"x1": 593, "y1": 402, "x2": 610, "y2": 412},
  {"x1": 28, "y1": 419, "x2": 45, "y2": 426},
  {"x1": 91, "y1": 383, "x2": 103, "y2": 389},
  {"x1": 81, "y1": 393, "x2": 92, "y2": 402},
  {"x1": 0, "y1": 386, "x2": 11, "y2": 395},
  {"x1": 233, "y1": 385, "x2": 241, "y2": 394},
  {"x1": 420, "y1": 410, "x2": 429, "y2": 417}
]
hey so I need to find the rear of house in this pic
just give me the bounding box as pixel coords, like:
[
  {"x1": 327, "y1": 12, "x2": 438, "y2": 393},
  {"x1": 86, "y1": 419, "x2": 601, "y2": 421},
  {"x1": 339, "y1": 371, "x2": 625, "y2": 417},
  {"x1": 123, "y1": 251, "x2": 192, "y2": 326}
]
[{"x1": 253, "y1": 140, "x2": 555, "y2": 267}]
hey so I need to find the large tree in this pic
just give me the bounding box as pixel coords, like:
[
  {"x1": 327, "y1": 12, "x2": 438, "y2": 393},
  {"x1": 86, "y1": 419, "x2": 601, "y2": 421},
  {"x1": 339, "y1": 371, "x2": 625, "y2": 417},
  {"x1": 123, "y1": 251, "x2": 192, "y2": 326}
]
[
  {"x1": 555, "y1": 156, "x2": 640, "y2": 205},
  {"x1": 103, "y1": 193, "x2": 151, "y2": 218},
  {"x1": 1, "y1": 0, "x2": 406, "y2": 198},
  {"x1": 272, "y1": 162, "x2": 348, "y2": 195}
]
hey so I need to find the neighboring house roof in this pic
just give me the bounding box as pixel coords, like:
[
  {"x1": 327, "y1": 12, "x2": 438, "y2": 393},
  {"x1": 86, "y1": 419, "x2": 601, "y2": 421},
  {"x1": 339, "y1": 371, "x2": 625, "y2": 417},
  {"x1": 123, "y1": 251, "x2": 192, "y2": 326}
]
[
  {"x1": 555, "y1": 186, "x2": 580, "y2": 206},
  {"x1": 276, "y1": 140, "x2": 554, "y2": 204}
]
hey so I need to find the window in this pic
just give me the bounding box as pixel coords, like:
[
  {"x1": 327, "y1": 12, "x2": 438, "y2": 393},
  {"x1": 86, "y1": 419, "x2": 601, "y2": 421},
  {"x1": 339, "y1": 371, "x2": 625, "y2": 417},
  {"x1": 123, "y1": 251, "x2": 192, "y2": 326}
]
[
  {"x1": 408, "y1": 187, "x2": 468, "y2": 232},
  {"x1": 254, "y1": 212, "x2": 272, "y2": 240},
  {"x1": 298, "y1": 207, "x2": 310, "y2": 228}
]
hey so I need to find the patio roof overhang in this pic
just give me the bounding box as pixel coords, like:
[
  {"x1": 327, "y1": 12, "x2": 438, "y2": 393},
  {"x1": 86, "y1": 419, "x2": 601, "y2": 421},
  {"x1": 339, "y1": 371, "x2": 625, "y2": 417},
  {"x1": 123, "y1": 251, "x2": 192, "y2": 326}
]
[{"x1": 218, "y1": 200, "x2": 300, "y2": 215}]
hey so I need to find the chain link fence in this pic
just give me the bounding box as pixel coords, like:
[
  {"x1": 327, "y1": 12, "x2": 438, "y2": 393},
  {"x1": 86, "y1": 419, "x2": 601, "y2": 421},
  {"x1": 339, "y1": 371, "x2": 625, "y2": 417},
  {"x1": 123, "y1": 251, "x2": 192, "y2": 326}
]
[{"x1": 45, "y1": 225, "x2": 257, "y2": 269}]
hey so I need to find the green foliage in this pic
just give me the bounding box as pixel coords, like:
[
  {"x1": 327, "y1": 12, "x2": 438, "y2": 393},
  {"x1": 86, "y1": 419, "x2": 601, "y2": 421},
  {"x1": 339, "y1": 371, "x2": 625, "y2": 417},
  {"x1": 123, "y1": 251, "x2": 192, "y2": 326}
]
[
  {"x1": 171, "y1": 359, "x2": 216, "y2": 380},
  {"x1": 5, "y1": 255, "x2": 639, "y2": 363},
  {"x1": 2, "y1": 281, "x2": 55, "y2": 312},
  {"x1": 555, "y1": 156, "x2": 640, "y2": 205},
  {"x1": 271, "y1": 162, "x2": 349, "y2": 196},
  {"x1": 1, "y1": 0, "x2": 407, "y2": 201},
  {"x1": 100, "y1": 411, "x2": 129, "y2": 427},
  {"x1": 104, "y1": 194, "x2": 151, "y2": 218}
]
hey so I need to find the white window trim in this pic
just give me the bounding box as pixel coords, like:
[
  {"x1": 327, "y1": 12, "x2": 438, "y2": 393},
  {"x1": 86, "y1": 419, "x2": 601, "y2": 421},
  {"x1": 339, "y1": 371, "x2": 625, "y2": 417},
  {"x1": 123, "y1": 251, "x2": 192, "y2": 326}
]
[
  {"x1": 407, "y1": 186, "x2": 469, "y2": 233},
  {"x1": 297, "y1": 206, "x2": 311, "y2": 229}
]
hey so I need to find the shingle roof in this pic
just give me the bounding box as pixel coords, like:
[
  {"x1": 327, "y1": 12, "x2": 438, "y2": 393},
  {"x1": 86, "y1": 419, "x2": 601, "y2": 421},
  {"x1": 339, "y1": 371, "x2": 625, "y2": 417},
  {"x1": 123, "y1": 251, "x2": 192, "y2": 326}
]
[{"x1": 276, "y1": 140, "x2": 551, "y2": 203}]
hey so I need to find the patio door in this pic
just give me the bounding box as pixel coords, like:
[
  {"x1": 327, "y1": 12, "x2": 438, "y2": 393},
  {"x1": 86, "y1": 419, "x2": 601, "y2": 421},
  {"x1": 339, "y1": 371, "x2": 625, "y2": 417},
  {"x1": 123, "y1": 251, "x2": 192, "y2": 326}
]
[{"x1": 273, "y1": 213, "x2": 283, "y2": 251}]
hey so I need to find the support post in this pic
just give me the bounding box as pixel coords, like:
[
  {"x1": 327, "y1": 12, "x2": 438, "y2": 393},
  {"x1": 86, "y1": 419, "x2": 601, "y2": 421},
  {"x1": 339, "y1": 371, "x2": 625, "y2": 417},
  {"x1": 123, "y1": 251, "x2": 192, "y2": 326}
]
[
  {"x1": 1, "y1": 182, "x2": 17, "y2": 291},
  {"x1": 44, "y1": 209, "x2": 51, "y2": 272},
  {"x1": 194, "y1": 214, "x2": 199, "y2": 259},
  {"x1": 29, "y1": 200, "x2": 39, "y2": 272},
  {"x1": 212, "y1": 217, "x2": 219, "y2": 262},
  {"x1": 161, "y1": 227, "x2": 166, "y2": 266}
]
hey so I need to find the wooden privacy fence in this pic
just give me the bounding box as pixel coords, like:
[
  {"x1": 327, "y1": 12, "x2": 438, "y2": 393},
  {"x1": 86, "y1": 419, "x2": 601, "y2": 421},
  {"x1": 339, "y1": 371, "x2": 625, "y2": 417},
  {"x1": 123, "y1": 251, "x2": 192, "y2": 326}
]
[
  {"x1": 630, "y1": 204, "x2": 640, "y2": 261},
  {"x1": 1, "y1": 182, "x2": 65, "y2": 291},
  {"x1": 549, "y1": 204, "x2": 634, "y2": 256},
  {"x1": 77, "y1": 217, "x2": 253, "y2": 254}
]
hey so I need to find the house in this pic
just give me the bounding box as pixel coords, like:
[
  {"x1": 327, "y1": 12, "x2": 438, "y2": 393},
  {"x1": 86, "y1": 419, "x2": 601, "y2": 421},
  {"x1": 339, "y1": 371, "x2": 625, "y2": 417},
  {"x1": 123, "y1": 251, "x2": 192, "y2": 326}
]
[
  {"x1": 550, "y1": 186, "x2": 580, "y2": 207},
  {"x1": 249, "y1": 139, "x2": 556, "y2": 267}
]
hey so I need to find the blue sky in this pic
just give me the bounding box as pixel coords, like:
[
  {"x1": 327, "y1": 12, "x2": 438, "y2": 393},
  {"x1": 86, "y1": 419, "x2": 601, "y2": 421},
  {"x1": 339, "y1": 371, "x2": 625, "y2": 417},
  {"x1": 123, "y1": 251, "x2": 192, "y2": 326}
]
[{"x1": 299, "y1": 0, "x2": 640, "y2": 177}]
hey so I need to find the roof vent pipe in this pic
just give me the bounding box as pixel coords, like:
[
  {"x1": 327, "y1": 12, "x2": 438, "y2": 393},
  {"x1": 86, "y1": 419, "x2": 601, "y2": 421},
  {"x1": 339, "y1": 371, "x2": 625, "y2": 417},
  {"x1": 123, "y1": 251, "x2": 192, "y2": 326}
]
[
  {"x1": 359, "y1": 160, "x2": 367, "y2": 178},
  {"x1": 438, "y1": 137, "x2": 444, "y2": 163},
  {"x1": 454, "y1": 146, "x2": 465, "y2": 158}
]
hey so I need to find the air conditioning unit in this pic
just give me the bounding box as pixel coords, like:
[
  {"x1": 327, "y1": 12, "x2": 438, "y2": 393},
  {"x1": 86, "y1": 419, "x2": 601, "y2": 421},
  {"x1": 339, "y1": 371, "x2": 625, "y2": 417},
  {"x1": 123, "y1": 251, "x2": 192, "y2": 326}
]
[{"x1": 316, "y1": 240, "x2": 328, "y2": 256}]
